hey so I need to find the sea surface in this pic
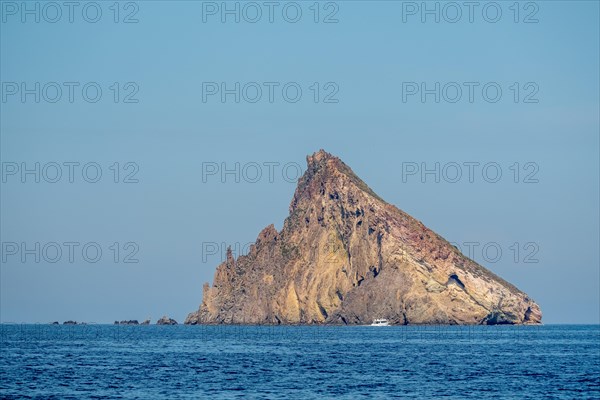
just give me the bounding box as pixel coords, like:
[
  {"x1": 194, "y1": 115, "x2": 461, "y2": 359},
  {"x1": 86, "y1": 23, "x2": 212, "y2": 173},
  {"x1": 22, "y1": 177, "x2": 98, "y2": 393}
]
[{"x1": 1, "y1": 324, "x2": 598, "y2": 399}]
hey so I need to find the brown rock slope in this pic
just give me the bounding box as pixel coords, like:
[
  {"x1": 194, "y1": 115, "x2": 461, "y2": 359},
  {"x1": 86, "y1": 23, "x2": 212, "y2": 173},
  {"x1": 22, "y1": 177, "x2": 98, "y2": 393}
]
[{"x1": 186, "y1": 150, "x2": 541, "y2": 325}]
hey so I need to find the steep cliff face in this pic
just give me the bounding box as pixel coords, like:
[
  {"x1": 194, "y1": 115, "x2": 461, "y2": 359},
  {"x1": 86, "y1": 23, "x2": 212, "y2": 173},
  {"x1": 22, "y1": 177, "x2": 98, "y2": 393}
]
[{"x1": 186, "y1": 150, "x2": 541, "y2": 325}]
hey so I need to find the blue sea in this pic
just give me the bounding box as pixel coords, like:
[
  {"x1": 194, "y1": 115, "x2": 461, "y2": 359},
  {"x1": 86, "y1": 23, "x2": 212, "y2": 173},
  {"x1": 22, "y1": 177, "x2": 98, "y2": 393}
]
[{"x1": 1, "y1": 324, "x2": 598, "y2": 399}]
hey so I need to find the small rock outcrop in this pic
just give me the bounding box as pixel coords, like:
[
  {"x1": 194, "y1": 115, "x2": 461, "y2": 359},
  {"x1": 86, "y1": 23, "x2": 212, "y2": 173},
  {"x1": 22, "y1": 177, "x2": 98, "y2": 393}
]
[
  {"x1": 141, "y1": 319, "x2": 151, "y2": 325},
  {"x1": 186, "y1": 150, "x2": 542, "y2": 325},
  {"x1": 114, "y1": 320, "x2": 139, "y2": 325},
  {"x1": 156, "y1": 316, "x2": 178, "y2": 325}
]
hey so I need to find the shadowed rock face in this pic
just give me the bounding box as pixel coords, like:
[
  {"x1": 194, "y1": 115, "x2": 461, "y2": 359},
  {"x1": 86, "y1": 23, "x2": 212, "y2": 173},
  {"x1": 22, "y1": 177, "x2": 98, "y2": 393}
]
[{"x1": 186, "y1": 150, "x2": 542, "y2": 325}]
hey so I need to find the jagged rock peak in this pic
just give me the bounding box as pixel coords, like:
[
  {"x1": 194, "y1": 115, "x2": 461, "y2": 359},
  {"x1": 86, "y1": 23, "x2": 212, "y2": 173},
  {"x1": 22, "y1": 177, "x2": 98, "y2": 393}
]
[
  {"x1": 290, "y1": 149, "x2": 385, "y2": 216},
  {"x1": 307, "y1": 148, "x2": 333, "y2": 165},
  {"x1": 186, "y1": 150, "x2": 541, "y2": 326}
]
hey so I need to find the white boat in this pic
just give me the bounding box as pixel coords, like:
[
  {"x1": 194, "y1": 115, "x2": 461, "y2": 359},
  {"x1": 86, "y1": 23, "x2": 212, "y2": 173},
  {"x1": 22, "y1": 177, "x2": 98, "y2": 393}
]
[{"x1": 370, "y1": 318, "x2": 390, "y2": 326}]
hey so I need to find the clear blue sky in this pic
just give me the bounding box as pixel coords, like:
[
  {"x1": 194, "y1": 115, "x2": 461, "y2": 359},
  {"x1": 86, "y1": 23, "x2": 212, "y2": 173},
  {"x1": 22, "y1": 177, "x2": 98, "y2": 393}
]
[{"x1": 1, "y1": 1, "x2": 598, "y2": 324}]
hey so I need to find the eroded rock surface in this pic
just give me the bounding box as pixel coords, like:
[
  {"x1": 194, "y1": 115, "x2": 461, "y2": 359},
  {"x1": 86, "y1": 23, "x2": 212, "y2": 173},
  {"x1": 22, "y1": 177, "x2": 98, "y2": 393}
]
[{"x1": 186, "y1": 150, "x2": 541, "y2": 325}]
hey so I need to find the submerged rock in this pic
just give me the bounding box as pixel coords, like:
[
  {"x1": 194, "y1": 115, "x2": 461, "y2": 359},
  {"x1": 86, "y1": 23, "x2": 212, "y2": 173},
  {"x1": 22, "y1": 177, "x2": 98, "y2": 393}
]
[{"x1": 186, "y1": 150, "x2": 542, "y2": 326}]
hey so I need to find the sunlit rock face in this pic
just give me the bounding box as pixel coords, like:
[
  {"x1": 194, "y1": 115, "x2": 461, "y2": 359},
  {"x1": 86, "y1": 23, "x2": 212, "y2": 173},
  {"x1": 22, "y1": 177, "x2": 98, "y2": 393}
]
[{"x1": 185, "y1": 150, "x2": 541, "y2": 325}]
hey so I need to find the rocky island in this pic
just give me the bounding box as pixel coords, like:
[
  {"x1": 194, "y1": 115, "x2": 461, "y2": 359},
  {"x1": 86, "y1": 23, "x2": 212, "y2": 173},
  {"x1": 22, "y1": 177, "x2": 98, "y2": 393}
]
[
  {"x1": 186, "y1": 150, "x2": 541, "y2": 325},
  {"x1": 156, "y1": 316, "x2": 178, "y2": 325},
  {"x1": 114, "y1": 320, "x2": 139, "y2": 325}
]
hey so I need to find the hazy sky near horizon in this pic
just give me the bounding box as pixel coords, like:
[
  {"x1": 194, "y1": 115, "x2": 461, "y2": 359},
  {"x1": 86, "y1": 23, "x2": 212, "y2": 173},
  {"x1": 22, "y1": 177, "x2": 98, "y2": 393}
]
[{"x1": 1, "y1": 1, "x2": 598, "y2": 324}]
